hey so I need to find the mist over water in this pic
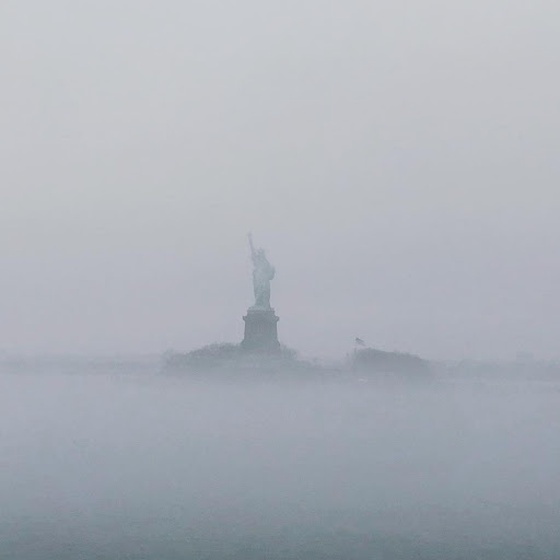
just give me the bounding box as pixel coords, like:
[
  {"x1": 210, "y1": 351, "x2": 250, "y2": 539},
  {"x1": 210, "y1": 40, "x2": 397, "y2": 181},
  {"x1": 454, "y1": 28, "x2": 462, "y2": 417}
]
[
  {"x1": 2, "y1": 0, "x2": 559, "y2": 557},
  {"x1": 2, "y1": 366, "x2": 559, "y2": 559}
]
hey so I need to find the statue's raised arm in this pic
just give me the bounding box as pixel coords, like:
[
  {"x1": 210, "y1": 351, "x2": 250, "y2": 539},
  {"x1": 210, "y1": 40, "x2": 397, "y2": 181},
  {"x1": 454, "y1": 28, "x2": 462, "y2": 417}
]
[{"x1": 248, "y1": 232, "x2": 256, "y2": 259}]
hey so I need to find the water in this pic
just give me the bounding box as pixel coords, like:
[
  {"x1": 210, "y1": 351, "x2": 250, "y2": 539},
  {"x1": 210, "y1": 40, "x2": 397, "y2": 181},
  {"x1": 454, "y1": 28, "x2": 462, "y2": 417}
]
[{"x1": 1, "y1": 365, "x2": 559, "y2": 559}]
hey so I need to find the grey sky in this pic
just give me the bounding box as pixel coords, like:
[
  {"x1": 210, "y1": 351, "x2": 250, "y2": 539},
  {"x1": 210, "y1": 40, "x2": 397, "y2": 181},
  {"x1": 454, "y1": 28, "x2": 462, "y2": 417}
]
[{"x1": 1, "y1": 0, "x2": 559, "y2": 359}]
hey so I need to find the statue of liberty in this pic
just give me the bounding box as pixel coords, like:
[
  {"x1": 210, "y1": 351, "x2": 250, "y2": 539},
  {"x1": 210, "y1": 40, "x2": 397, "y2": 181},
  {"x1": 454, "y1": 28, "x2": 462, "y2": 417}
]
[{"x1": 248, "y1": 233, "x2": 275, "y2": 309}]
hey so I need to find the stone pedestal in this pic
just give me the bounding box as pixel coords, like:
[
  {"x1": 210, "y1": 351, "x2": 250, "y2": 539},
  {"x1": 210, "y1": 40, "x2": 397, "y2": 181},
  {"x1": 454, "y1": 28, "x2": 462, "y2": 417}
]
[{"x1": 241, "y1": 307, "x2": 280, "y2": 352}]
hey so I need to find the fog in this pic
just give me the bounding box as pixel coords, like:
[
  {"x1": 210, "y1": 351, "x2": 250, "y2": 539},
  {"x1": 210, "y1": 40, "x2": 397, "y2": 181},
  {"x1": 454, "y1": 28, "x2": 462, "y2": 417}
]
[
  {"x1": 1, "y1": 0, "x2": 559, "y2": 360},
  {"x1": 2, "y1": 1, "x2": 559, "y2": 556},
  {"x1": 2, "y1": 369, "x2": 559, "y2": 558}
]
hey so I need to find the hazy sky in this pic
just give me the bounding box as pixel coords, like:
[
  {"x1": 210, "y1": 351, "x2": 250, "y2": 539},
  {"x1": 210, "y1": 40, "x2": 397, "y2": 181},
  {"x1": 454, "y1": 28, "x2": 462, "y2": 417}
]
[{"x1": 1, "y1": 1, "x2": 559, "y2": 359}]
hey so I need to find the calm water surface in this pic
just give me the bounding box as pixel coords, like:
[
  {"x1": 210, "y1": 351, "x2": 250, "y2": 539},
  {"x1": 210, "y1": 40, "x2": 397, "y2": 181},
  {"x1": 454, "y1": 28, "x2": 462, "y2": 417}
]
[{"x1": 1, "y1": 368, "x2": 559, "y2": 559}]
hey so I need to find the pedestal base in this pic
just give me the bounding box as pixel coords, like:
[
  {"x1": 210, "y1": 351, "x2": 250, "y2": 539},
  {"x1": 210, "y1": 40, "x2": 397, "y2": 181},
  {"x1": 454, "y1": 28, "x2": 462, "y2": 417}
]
[{"x1": 241, "y1": 307, "x2": 280, "y2": 352}]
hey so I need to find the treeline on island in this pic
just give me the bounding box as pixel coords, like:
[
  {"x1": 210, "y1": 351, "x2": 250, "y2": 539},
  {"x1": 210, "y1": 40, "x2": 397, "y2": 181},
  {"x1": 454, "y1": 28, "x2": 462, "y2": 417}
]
[{"x1": 163, "y1": 343, "x2": 432, "y2": 378}]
